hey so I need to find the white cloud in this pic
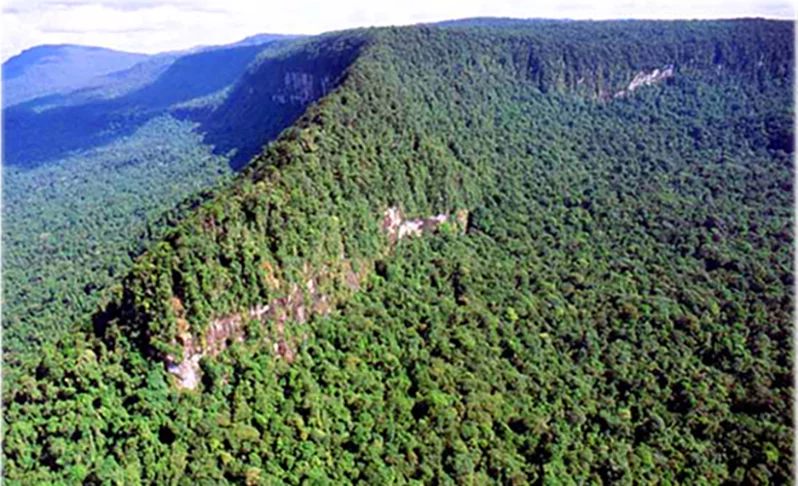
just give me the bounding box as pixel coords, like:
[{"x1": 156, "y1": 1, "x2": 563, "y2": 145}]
[{"x1": 2, "y1": 0, "x2": 794, "y2": 61}]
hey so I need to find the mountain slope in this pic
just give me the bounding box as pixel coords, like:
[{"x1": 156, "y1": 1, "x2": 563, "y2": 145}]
[
  {"x1": 3, "y1": 42, "x2": 278, "y2": 168},
  {"x1": 2, "y1": 44, "x2": 148, "y2": 107},
  {"x1": 4, "y1": 20, "x2": 794, "y2": 484},
  {"x1": 2, "y1": 34, "x2": 359, "y2": 355},
  {"x1": 191, "y1": 33, "x2": 366, "y2": 169},
  {"x1": 10, "y1": 35, "x2": 303, "y2": 112},
  {"x1": 105, "y1": 20, "x2": 793, "y2": 357}
]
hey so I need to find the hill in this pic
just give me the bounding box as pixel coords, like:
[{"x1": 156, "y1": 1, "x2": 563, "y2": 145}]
[
  {"x1": 2, "y1": 44, "x2": 149, "y2": 107},
  {"x1": 3, "y1": 40, "x2": 296, "y2": 168},
  {"x1": 3, "y1": 20, "x2": 794, "y2": 484},
  {"x1": 2, "y1": 34, "x2": 357, "y2": 355},
  {"x1": 12, "y1": 34, "x2": 305, "y2": 114},
  {"x1": 230, "y1": 33, "x2": 304, "y2": 47}
]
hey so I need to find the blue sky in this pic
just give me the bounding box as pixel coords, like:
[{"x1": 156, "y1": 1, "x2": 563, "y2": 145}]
[{"x1": 2, "y1": 0, "x2": 794, "y2": 61}]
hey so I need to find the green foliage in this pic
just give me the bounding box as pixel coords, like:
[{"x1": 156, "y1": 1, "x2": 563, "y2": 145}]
[
  {"x1": 3, "y1": 20, "x2": 794, "y2": 484},
  {"x1": 2, "y1": 115, "x2": 232, "y2": 356},
  {"x1": 3, "y1": 33, "x2": 363, "y2": 355}
]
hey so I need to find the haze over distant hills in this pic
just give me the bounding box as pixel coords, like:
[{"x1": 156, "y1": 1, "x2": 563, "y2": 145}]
[
  {"x1": 1, "y1": 33, "x2": 304, "y2": 109},
  {"x1": 2, "y1": 44, "x2": 148, "y2": 107}
]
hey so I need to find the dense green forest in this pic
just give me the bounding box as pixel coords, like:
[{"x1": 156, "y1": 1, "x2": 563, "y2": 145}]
[
  {"x1": 3, "y1": 20, "x2": 794, "y2": 484},
  {"x1": 2, "y1": 115, "x2": 232, "y2": 355},
  {"x1": 3, "y1": 34, "x2": 359, "y2": 357}
]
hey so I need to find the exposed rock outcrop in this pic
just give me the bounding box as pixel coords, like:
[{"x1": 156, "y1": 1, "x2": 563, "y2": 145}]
[
  {"x1": 382, "y1": 206, "x2": 468, "y2": 242},
  {"x1": 614, "y1": 65, "x2": 675, "y2": 98},
  {"x1": 270, "y1": 72, "x2": 333, "y2": 104},
  {"x1": 166, "y1": 206, "x2": 468, "y2": 389},
  {"x1": 165, "y1": 302, "x2": 263, "y2": 389}
]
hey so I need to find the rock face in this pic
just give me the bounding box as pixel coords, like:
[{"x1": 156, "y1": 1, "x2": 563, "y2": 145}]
[
  {"x1": 165, "y1": 303, "x2": 263, "y2": 389},
  {"x1": 275, "y1": 72, "x2": 333, "y2": 104},
  {"x1": 165, "y1": 274, "x2": 332, "y2": 389},
  {"x1": 382, "y1": 206, "x2": 467, "y2": 242},
  {"x1": 614, "y1": 65, "x2": 675, "y2": 98},
  {"x1": 166, "y1": 206, "x2": 468, "y2": 389},
  {"x1": 196, "y1": 35, "x2": 365, "y2": 170},
  {"x1": 165, "y1": 276, "x2": 327, "y2": 389}
]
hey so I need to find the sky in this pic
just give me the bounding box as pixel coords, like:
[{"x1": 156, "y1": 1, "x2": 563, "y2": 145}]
[{"x1": 2, "y1": 0, "x2": 794, "y2": 61}]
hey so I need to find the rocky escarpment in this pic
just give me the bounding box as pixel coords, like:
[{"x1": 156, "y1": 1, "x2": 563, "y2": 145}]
[
  {"x1": 515, "y1": 20, "x2": 792, "y2": 99},
  {"x1": 270, "y1": 72, "x2": 335, "y2": 104},
  {"x1": 165, "y1": 206, "x2": 468, "y2": 389},
  {"x1": 164, "y1": 261, "x2": 339, "y2": 389},
  {"x1": 382, "y1": 206, "x2": 469, "y2": 242},
  {"x1": 614, "y1": 65, "x2": 675, "y2": 98},
  {"x1": 194, "y1": 33, "x2": 368, "y2": 169}
]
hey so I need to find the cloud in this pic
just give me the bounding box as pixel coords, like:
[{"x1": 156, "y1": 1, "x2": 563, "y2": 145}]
[
  {"x1": 4, "y1": 0, "x2": 224, "y2": 13},
  {"x1": 2, "y1": 0, "x2": 794, "y2": 61},
  {"x1": 2, "y1": 2, "x2": 243, "y2": 58}
]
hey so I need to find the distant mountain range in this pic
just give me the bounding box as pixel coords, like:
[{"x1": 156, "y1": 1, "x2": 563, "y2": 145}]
[
  {"x1": 2, "y1": 33, "x2": 312, "y2": 169},
  {"x1": 2, "y1": 33, "x2": 303, "y2": 109},
  {"x1": 3, "y1": 44, "x2": 148, "y2": 107}
]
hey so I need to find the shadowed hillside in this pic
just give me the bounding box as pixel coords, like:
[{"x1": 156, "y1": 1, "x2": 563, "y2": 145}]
[{"x1": 4, "y1": 43, "x2": 274, "y2": 168}]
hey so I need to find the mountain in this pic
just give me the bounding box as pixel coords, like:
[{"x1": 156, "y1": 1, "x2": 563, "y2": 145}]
[
  {"x1": 2, "y1": 44, "x2": 149, "y2": 107},
  {"x1": 3, "y1": 20, "x2": 794, "y2": 484},
  {"x1": 190, "y1": 33, "x2": 364, "y2": 169},
  {"x1": 14, "y1": 53, "x2": 184, "y2": 111},
  {"x1": 231, "y1": 33, "x2": 304, "y2": 47},
  {"x1": 3, "y1": 33, "x2": 303, "y2": 112},
  {"x1": 3, "y1": 37, "x2": 317, "y2": 169},
  {"x1": 2, "y1": 34, "x2": 353, "y2": 356}
]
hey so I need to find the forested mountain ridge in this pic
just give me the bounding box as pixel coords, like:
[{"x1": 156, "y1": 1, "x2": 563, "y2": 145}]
[
  {"x1": 2, "y1": 44, "x2": 149, "y2": 108},
  {"x1": 184, "y1": 32, "x2": 367, "y2": 169},
  {"x1": 4, "y1": 20, "x2": 794, "y2": 484},
  {"x1": 2, "y1": 34, "x2": 302, "y2": 112},
  {"x1": 100, "y1": 20, "x2": 793, "y2": 368}
]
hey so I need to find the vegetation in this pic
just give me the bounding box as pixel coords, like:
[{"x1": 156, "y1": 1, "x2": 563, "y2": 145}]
[
  {"x1": 2, "y1": 115, "x2": 232, "y2": 355},
  {"x1": 3, "y1": 34, "x2": 358, "y2": 356},
  {"x1": 2, "y1": 44, "x2": 148, "y2": 108},
  {"x1": 3, "y1": 20, "x2": 794, "y2": 484},
  {"x1": 4, "y1": 43, "x2": 275, "y2": 169}
]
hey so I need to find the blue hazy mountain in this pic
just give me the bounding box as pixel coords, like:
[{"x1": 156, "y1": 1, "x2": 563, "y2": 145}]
[
  {"x1": 2, "y1": 44, "x2": 149, "y2": 107},
  {"x1": 2, "y1": 36, "x2": 309, "y2": 169}
]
